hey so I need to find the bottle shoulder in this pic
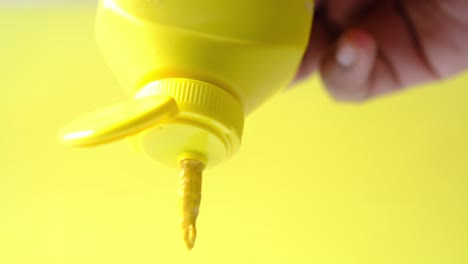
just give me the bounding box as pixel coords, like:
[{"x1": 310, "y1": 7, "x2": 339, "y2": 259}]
[{"x1": 99, "y1": 0, "x2": 313, "y2": 45}]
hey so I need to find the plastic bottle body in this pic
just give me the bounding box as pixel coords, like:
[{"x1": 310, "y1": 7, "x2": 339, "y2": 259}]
[{"x1": 96, "y1": 0, "x2": 313, "y2": 113}]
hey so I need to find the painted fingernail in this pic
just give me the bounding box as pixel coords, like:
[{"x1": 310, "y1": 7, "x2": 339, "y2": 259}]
[{"x1": 335, "y1": 40, "x2": 357, "y2": 67}]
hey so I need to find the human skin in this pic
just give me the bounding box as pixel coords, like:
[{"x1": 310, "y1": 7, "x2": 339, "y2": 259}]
[{"x1": 295, "y1": 0, "x2": 468, "y2": 102}]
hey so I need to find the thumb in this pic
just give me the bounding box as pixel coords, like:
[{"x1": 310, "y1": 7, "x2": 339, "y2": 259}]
[{"x1": 320, "y1": 29, "x2": 377, "y2": 102}]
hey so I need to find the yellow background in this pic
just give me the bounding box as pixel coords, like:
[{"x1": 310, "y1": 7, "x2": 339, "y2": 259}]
[{"x1": 1, "y1": 7, "x2": 467, "y2": 264}]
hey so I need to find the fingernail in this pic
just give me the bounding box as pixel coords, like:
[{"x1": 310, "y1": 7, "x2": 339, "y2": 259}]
[{"x1": 335, "y1": 40, "x2": 357, "y2": 67}]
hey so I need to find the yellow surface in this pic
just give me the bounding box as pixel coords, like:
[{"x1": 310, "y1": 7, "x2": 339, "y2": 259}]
[{"x1": 1, "y1": 7, "x2": 468, "y2": 264}]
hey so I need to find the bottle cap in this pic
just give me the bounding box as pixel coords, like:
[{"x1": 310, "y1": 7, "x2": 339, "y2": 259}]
[{"x1": 59, "y1": 78, "x2": 244, "y2": 168}]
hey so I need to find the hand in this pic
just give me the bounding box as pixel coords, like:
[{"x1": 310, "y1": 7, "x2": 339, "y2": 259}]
[{"x1": 296, "y1": 0, "x2": 468, "y2": 102}]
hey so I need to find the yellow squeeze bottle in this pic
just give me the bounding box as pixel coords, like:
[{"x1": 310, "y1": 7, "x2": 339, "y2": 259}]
[{"x1": 59, "y1": 0, "x2": 314, "y2": 250}]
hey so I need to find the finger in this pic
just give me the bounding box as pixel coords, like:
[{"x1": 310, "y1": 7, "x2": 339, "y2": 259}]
[
  {"x1": 320, "y1": 1, "x2": 454, "y2": 102},
  {"x1": 319, "y1": 29, "x2": 377, "y2": 102},
  {"x1": 324, "y1": 0, "x2": 375, "y2": 28},
  {"x1": 294, "y1": 17, "x2": 334, "y2": 83},
  {"x1": 401, "y1": 0, "x2": 468, "y2": 77}
]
